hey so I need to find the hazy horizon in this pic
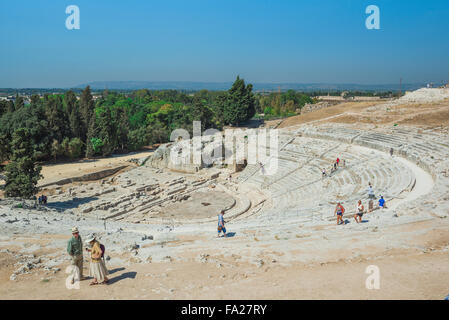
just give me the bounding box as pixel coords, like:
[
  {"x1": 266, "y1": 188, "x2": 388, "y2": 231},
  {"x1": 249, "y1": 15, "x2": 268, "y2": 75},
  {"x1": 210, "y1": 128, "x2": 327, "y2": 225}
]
[
  {"x1": 1, "y1": 0, "x2": 448, "y2": 88},
  {"x1": 0, "y1": 80, "x2": 427, "y2": 92}
]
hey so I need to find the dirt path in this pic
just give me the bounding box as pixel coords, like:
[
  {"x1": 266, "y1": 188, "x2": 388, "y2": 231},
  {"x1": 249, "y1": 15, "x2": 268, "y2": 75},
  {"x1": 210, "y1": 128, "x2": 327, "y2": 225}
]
[
  {"x1": 1, "y1": 249, "x2": 447, "y2": 300},
  {"x1": 38, "y1": 151, "x2": 153, "y2": 187}
]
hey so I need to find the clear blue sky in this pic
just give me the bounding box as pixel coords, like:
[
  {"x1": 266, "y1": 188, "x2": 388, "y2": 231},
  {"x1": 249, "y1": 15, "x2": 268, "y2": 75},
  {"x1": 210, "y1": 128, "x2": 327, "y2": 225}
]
[{"x1": 1, "y1": 0, "x2": 448, "y2": 88}]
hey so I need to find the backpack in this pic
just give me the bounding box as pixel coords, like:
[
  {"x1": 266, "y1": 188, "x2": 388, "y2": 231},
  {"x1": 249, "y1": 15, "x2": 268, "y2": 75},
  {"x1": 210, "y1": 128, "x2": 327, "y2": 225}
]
[{"x1": 100, "y1": 244, "x2": 105, "y2": 258}]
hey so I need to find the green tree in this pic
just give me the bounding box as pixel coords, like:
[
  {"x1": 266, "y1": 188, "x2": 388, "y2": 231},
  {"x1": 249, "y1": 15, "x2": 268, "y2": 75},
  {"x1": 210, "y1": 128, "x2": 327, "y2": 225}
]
[
  {"x1": 6, "y1": 100, "x2": 15, "y2": 113},
  {"x1": 0, "y1": 100, "x2": 6, "y2": 116},
  {"x1": 0, "y1": 133, "x2": 10, "y2": 162},
  {"x1": 61, "y1": 137, "x2": 70, "y2": 157},
  {"x1": 69, "y1": 107, "x2": 82, "y2": 139},
  {"x1": 68, "y1": 138, "x2": 83, "y2": 159},
  {"x1": 97, "y1": 106, "x2": 115, "y2": 156},
  {"x1": 64, "y1": 90, "x2": 77, "y2": 117},
  {"x1": 85, "y1": 116, "x2": 98, "y2": 157},
  {"x1": 79, "y1": 86, "x2": 95, "y2": 139},
  {"x1": 4, "y1": 128, "x2": 42, "y2": 198},
  {"x1": 285, "y1": 100, "x2": 296, "y2": 113},
  {"x1": 191, "y1": 96, "x2": 214, "y2": 131},
  {"x1": 147, "y1": 121, "x2": 168, "y2": 145},
  {"x1": 30, "y1": 94, "x2": 40, "y2": 106},
  {"x1": 117, "y1": 108, "x2": 130, "y2": 151},
  {"x1": 51, "y1": 139, "x2": 62, "y2": 161},
  {"x1": 45, "y1": 96, "x2": 69, "y2": 143},
  {"x1": 128, "y1": 126, "x2": 148, "y2": 151},
  {"x1": 15, "y1": 94, "x2": 24, "y2": 110},
  {"x1": 222, "y1": 76, "x2": 256, "y2": 126}
]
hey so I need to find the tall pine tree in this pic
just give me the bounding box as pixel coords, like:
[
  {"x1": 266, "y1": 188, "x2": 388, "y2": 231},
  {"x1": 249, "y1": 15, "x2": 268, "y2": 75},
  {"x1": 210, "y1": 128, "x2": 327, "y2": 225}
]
[
  {"x1": 222, "y1": 76, "x2": 256, "y2": 126},
  {"x1": 85, "y1": 114, "x2": 98, "y2": 158},
  {"x1": 64, "y1": 90, "x2": 77, "y2": 116},
  {"x1": 15, "y1": 94, "x2": 24, "y2": 110},
  {"x1": 79, "y1": 86, "x2": 95, "y2": 140}
]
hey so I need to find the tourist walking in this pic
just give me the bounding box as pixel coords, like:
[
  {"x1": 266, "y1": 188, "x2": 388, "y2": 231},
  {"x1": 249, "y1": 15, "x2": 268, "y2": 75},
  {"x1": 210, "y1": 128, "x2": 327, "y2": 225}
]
[
  {"x1": 322, "y1": 168, "x2": 327, "y2": 178},
  {"x1": 367, "y1": 183, "x2": 375, "y2": 199},
  {"x1": 355, "y1": 200, "x2": 364, "y2": 223},
  {"x1": 67, "y1": 227, "x2": 84, "y2": 283},
  {"x1": 259, "y1": 161, "x2": 265, "y2": 175},
  {"x1": 217, "y1": 210, "x2": 227, "y2": 237},
  {"x1": 368, "y1": 199, "x2": 374, "y2": 212},
  {"x1": 85, "y1": 234, "x2": 109, "y2": 285},
  {"x1": 378, "y1": 195, "x2": 387, "y2": 209},
  {"x1": 259, "y1": 161, "x2": 268, "y2": 188},
  {"x1": 330, "y1": 163, "x2": 336, "y2": 174},
  {"x1": 334, "y1": 202, "x2": 345, "y2": 225},
  {"x1": 390, "y1": 148, "x2": 394, "y2": 157}
]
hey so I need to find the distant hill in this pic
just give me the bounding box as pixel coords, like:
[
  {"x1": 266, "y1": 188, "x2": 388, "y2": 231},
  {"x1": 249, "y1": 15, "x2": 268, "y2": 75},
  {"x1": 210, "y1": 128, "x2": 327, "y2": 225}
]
[
  {"x1": 73, "y1": 81, "x2": 233, "y2": 91},
  {"x1": 73, "y1": 81, "x2": 425, "y2": 92}
]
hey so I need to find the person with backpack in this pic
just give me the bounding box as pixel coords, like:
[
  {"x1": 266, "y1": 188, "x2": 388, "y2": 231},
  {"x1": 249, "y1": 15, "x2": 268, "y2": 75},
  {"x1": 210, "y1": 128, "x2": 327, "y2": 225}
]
[{"x1": 85, "y1": 234, "x2": 109, "y2": 285}]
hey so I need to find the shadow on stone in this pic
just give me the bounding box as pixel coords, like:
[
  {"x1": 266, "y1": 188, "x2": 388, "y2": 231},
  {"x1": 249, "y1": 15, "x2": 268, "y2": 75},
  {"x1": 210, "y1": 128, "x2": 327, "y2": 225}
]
[
  {"x1": 108, "y1": 271, "x2": 137, "y2": 285},
  {"x1": 46, "y1": 196, "x2": 99, "y2": 211},
  {"x1": 108, "y1": 267, "x2": 126, "y2": 275}
]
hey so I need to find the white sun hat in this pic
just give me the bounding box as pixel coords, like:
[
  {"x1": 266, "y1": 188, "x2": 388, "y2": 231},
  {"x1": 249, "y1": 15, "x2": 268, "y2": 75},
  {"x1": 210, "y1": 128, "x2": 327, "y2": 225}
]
[{"x1": 85, "y1": 233, "x2": 96, "y2": 244}]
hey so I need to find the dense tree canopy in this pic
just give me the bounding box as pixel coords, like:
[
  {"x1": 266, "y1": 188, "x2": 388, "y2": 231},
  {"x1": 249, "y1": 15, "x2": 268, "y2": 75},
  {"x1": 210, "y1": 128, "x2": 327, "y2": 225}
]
[
  {"x1": 256, "y1": 89, "x2": 315, "y2": 118},
  {"x1": 0, "y1": 77, "x2": 301, "y2": 166}
]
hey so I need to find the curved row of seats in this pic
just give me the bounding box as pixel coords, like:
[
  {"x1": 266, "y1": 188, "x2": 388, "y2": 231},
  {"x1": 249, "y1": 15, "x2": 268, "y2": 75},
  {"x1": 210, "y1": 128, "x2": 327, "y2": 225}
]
[{"x1": 238, "y1": 131, "x2": 417, "y2": 223}]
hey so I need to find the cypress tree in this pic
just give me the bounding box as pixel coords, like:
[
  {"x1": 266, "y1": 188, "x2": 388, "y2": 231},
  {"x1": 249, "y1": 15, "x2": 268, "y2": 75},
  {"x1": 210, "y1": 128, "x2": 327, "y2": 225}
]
[
  {"x1": 85, "y1": 114, "x2": 98, "y2": 158},
  {"x1": 79, "y1": 86, "x2": 95, "y2": 140},
  {"x1": 4, "y1": 128, "x2": 42, "y2": 198},
  {"x1": 6, "y1": 100, "x2": 15, "y2": 113},
  {"x1": 15, "y1": 94, "x2": 24, "y2": 110},
  {"x1": 64, "y1": 90, "x2": 77, "y2": 116},
  {"x1": 69, "y1": 108, "x2": 82, "y2": 139},
  {"x1": 222, "y1": 76, "x2": 256, "y2": 126}
]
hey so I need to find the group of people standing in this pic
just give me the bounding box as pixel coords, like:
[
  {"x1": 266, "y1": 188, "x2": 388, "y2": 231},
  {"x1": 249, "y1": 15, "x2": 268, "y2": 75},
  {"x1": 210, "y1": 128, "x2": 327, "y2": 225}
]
[
  {"x1": 67, "y1": 227, "x2": 109, "y2": 286},
  {"x1": 38, "y1": 194, "x2": 47, "y2": 205},
  {"x1": 66, "y1": 210, "x2": 230, "y2": 288},
  {"x1": 334, "y1": 182, "x2": 387, "y2": 225}
]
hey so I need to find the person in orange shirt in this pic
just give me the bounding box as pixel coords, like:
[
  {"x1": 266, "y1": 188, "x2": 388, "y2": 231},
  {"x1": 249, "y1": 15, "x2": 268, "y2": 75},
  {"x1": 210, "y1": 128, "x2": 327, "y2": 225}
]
[{"x1": 334, "y1": 203, "x2": 345, "y2": 225}]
